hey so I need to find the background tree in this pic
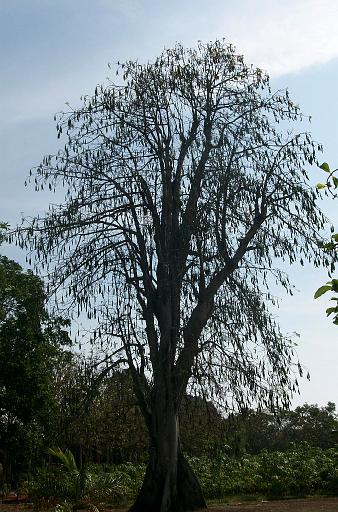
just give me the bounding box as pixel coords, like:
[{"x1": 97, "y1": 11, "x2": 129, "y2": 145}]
[
  {"x1": 179, "y1": 396, "x2": 228, "y2": 458},
  {"x1": 15, "y1": 40, "x2": 326, "y2": 512},
  {"x1": 224, "y1": 402, "x2": 338, "y2": 454},
  {"x1": 224, "y1": 410, "x2": 274, "y2": 455},
  {"x1": 0, "y1": 251, "x2": 71, "y2": 482},
  {"x1": 51, "y1": 362, "x2": 149, "y2": 465},
  {"x1": 281, "y1": 402, "x2": 338, "y2": 449}
]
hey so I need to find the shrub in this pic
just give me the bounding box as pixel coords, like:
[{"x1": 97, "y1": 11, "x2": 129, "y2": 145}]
[{"x1": 22, "y1": 462, "x2": 146, "y2": 507}]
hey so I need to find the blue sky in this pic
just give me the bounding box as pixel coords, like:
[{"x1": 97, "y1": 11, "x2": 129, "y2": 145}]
[{"x1": 1, "y1": 0, "x2": 338, "y2": 408}]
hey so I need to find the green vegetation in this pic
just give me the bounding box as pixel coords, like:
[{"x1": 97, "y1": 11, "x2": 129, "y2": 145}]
[
  {"x1": 22, "y1": 461, "x2": 145, "y2": 508},
  {"x1": 18, "y1": 444, "x2": 338, "y2": 508}
]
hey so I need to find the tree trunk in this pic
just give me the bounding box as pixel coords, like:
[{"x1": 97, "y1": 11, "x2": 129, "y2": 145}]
[
  {"x1": 129, "y1": 412, "x2": 206, "y2": 512},
  {"x1": 129, "y1": 451, "x2": 206, "y2": 512}
]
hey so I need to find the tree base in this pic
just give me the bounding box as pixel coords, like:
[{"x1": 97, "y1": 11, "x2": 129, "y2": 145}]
[{"x1": 129, "y1": 452, "x2": 207, "y2": 512}]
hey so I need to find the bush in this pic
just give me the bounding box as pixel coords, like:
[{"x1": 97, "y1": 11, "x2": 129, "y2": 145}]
[
  {"x1": 190, "y1": 443, "x2": 338, "y2": 500},
  {"x1": 22, "y1": 462, "x2": 146, "y2": 507},
  {"x1": 84, "y1": 463, "x2": 145, "y2": 505}
]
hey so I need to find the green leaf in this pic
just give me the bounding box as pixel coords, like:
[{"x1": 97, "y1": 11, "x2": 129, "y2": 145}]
[
  {"x1": 326, "y1": 307, "x2": 337, "y2": 316},
  {"x1": 332, "y1": 233, "x2": 338, "y2": 242},
  {"x1": 47, "y1": 447, "x2": 78, "y2": 473},
  {"x1": 316, "y1": 183, "x2": 326, "y2": 190},
  {"x1": 323, "y1": 242, "x2": 336, "y2": 250},
  {"x1": 333, "y1": 176, "x2": 338, "y2": 188},
  {"x1": 314, "y1": 284, "x2": 332, "y2": 299},
  {"x1": 319, "y1": 162, "x2": 330, "y2": 172}
]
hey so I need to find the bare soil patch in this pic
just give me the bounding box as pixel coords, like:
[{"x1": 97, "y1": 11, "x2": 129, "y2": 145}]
[{"x1": 209, "y1": 497, "x2": 338, "y2": 511}]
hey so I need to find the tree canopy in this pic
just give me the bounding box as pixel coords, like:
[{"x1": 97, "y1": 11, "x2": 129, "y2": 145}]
[
  {"x1": 0, "y1": 247, "x2": 71, "y2": 480},
  {"x1": 14, "y1": 40, "x2": 326, "y2": 511}
]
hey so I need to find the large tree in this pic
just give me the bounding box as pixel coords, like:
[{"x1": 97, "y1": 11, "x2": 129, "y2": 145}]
[{"x1": 15, "y1": 41, "x2": 325, "y2": 511}]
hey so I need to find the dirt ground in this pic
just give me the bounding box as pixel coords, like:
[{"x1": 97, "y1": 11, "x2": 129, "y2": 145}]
[
  {"x1": 2, "y1": 498, "x2": 338, "y2": 512},
  {"x1": 209, "y1": 497, "x2": 338, "y2": 511}
]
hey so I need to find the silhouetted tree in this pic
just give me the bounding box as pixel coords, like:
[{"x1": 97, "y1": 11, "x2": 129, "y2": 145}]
[{"x1": 16, "y1": 41, "x2": 325, "y2": 511}]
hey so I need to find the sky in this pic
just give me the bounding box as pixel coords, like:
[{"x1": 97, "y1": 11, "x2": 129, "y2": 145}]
[{"x1": 1, "y1": 0, "x2": 338, "y2": 408}]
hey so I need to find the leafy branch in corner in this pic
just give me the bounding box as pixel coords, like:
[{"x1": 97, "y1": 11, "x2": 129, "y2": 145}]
[{"x1": 314, "y1": 162, "x2": 338, "y2": 323}]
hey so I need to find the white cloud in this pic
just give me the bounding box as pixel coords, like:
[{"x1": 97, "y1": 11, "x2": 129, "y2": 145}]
[
  {"x1": 222, "y1": 0, "x2": 338, "y2": 76},
  {"x1": 92, "y1": 0, "x2": 338, "y2": 77}
]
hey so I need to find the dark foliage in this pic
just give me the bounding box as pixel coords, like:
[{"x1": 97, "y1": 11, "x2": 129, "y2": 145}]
[{"x1": 0, "y1": 254, "x2": 71, "y2": 482}]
